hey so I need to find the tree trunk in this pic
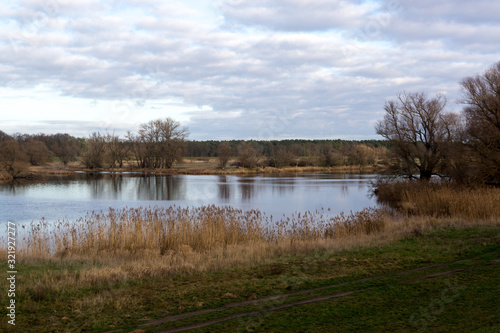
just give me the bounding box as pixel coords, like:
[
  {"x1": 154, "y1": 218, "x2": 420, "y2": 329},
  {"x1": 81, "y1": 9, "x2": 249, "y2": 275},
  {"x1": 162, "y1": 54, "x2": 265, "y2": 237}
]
[{"x1": 420, "y1": 169, "x2": 433, "y2": 181}]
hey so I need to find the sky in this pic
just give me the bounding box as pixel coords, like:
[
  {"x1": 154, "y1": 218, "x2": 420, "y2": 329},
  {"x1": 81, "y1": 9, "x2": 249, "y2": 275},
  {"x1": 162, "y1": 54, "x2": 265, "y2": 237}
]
[{"x1": 1, "y1": 0, "x2": 499, "y2": 140}]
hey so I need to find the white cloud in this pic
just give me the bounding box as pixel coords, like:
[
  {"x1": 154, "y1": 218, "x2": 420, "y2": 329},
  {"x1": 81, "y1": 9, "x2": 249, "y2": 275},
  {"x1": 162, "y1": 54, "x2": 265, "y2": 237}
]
[
  {"x1": 220, "y1": 0, "x2": 376, "y2": 31},
  {"x1": 0, "y1": 0, "x2": 499, "y2": 140}
]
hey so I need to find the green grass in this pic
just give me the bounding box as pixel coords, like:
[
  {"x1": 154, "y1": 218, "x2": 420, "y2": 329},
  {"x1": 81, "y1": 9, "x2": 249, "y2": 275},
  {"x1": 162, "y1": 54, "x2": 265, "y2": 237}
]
[
  {"x1": 1, "y1": 224, "x2": 498, "y2": 332},
  {"x1": 213, "y1": 265, "x2": 499, "y2": 332}
]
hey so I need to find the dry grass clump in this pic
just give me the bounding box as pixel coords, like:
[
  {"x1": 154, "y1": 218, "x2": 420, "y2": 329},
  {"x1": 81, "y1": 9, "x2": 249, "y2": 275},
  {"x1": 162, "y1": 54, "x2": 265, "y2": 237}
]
[{"x1": 375, "y1": 179, "x2": 500, "y2": 219}]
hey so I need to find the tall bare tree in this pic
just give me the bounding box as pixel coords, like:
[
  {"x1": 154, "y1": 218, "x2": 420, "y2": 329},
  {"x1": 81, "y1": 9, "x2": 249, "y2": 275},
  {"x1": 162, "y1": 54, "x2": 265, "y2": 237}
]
[
  {"x1": 376, "y1": 92, "x2": 460, "y2": 180},
  {"x1": 83, "y1": 132, "x2": 107, "y2": 169},
  {"x1": 217, "y1": 141, "x2": 232, "y2": 168},
  {"x1": 136, "y1": 118, "x2": 189, "y2": 169},
  {"x1": 105, "y1": 131, "x2": 129, "y2": 168},
  {"x1": 46, "y1": 133, "x2": 80, "y2": 165},
  {"x1": 460, "y1": 61, "x2": 500, "y2": 184}
]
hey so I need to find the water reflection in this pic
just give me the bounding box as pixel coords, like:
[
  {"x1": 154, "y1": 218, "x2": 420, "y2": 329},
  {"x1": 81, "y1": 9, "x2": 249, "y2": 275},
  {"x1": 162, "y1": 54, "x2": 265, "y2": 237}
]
[
  {"x1": 134, "y1": 176, "x2": 186, "y2": 201},
  {"x1": 0, "y1": 173, "x2": 382, "y2": 224},
  {"x1": 218, "y1": 176, "x2": 230, "y2": 200},
  {"x1": 238, "y1": 177, "x2": 256, "y2": 201}
]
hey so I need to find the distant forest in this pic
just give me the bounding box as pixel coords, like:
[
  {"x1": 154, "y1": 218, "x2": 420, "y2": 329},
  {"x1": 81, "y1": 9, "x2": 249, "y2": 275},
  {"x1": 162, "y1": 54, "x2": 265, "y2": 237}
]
[
  {"x1": 185, "y1": 139, "x2": 390, "y2": 157},
  {"x1": 0, "y1": 122, "x2": 391, "y2": 177}
]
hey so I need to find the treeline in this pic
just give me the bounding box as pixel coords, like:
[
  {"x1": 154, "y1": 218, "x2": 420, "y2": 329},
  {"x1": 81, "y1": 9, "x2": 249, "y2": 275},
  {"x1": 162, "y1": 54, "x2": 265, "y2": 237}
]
[
  {"x1": 0, "y1": 132, "x2": 84, "y2": 177},
  {"x1": 0, "y1": 118, "x2": 390, "y2": 178},
  {"x1": 186, "y1": 139, "x2": 389, "y2": 157},
  {"x1": 188, "y1": 139, "x2": 390, "y2": 168}
]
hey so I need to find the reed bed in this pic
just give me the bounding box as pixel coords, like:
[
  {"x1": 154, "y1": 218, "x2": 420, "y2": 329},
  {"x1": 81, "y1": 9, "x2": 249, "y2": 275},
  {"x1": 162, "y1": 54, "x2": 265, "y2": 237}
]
[
  {"x1": 19, "y1": 205, "x2": 390, "y2": 258},
  {"x1": 375, "y1": 180, "x2": 500, "y2": 219}
]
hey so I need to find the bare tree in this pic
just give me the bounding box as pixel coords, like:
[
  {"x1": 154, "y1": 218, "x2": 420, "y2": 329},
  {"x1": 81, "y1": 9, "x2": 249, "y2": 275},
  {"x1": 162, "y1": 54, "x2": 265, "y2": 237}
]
[
  {"x1": 376, "y1": 92, "x2": 460, "y2": 180},
  {"x1": 136, "y1": 118, "x2": 189, "y2": 169},
  {"x1": 0, "y1": 130, "x2": 11, "y2": 141},
  {"x1": 269, "y1": 146, "x2": 295, "y2": 168},
  {"x1": 83, "y1": 132, "x2": 107, "y2": 169},
  {"x1": 237, "y1": 142, "x2": 260, "y2": 169},
  {"x1": 460, "y1": 61, "x2": 500, "y2": 184},
  {"x1": 0, "y1": 138, "x2": 29, "y2": 178},
  {"x1": 105, "y1": 131, "x2": 129, "y2": 168},
  {"x1": 23, "y1": 140, "x2": 53, "y2": 166},
  {"x1": 346, "y1": 144, "x2": 376, "y2": 166},
  {"x1": 217, "y1": 141, "x2": 232, "y2": 168},
  {"x1": 48, "y1": 133, "x2": 80, "y2": 165}
]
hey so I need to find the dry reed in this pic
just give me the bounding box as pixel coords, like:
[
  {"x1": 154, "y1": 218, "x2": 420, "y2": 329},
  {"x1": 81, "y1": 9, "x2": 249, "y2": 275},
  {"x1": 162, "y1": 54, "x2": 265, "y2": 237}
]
[
  {"x1": 19, "y1": 205, "x2": 390, "y2": 258},
  {"x1": 375, "y1": 179, "x2": 500, "y2": 219}
]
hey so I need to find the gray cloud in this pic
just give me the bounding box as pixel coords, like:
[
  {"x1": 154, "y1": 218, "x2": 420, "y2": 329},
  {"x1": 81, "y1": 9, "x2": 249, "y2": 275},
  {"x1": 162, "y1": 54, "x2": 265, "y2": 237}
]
[
  {"x1": 220, "y1": 0, "x2": 376, "y2": 31},
  {"x1": 0, "y1": 0, "x2": 499, "y2": 140}
]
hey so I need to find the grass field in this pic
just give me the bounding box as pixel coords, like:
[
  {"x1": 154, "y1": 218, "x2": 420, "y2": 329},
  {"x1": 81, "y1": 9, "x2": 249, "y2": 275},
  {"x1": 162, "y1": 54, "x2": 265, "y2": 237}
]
[{"x1": 1, "y1": 223, "x2": 498, "y2": 332}]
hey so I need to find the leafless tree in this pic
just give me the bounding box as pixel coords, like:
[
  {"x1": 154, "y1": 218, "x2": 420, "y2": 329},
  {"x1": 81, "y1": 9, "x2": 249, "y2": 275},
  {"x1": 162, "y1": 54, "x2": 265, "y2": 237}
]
[
  {"x1": 105, "y1": 131, "x2": 129, "y2": 168},
  {"x1": 83, "y1": 132, "x2": 107, "y2": 169},
  {"x1": 376, "y1": 92, "x2": 460, "y2": 180},
  {"x1": 346, "y1": 144, "x2": 376, "y2": 166},
  {"x1": 217, "y1": 141, "x2": 232, "y2": 168},
  {"x1": 23, "y1": 140, "x2": 53, "y2": 166},
  {"x1": 237, "y1": 142, "x2": 260, "y2": 169},
  {"x1": 269, "y1": 146, "x2": 295, "y2": 168},
  {"x1": 136, "y1": 118, "x2": 189, "y2": 169},
  {"x1": 42, "y1": 134, "x2": 81, "y2": 165},
  {"x1": 0, "y1": 138, "x2": 29, "y2": 178},
  {"x1": 460, "y1": 61, "x2": 500, "y2": 184}
]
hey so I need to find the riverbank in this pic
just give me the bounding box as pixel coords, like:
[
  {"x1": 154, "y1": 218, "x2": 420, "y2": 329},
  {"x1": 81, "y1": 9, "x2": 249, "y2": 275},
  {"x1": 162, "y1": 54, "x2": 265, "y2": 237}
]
[
  {"x1": 1, "y1": 216, "x2": 498, "y2": 332},
  {"x1": 24, "y1": 158, "x2": 387, "y2": 177}
]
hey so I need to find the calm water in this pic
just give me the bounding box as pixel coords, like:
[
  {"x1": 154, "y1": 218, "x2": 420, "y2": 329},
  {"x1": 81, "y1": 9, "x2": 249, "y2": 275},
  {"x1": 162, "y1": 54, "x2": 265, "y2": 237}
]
[{"x1": 0, "y1": 173, "x2": 382, "y2": 225}]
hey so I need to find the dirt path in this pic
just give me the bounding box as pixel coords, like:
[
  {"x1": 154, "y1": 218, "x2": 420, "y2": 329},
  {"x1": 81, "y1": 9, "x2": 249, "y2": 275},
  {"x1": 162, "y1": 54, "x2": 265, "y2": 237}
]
[{"x1": 106, "y1": 252, "x2": 499, "y2": 333}]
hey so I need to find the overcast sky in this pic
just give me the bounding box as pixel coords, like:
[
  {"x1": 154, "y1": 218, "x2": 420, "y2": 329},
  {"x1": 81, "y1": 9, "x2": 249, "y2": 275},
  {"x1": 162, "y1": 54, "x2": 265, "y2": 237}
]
[{"x1": 1, "y1": 0, "x2": 499, "y2": 140}]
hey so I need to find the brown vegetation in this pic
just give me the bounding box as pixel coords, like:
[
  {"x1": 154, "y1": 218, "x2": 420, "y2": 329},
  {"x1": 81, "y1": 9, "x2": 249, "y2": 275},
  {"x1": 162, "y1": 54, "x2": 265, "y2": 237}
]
[
  {"x1": 21, "y1": 205, "x2": 390, "y2": 259},
  {"x1": 7, "y1": 180, "x2": 498, "y2": 289},
  {"x1": 216, "y1": 141, "x2": 232, "y2": 168},
  {"x1": 375, "y1": 179, "x2": 500, "y2": 219},
  {"x1": 237, "y1": 141, "x2": 261, "y2": 169},
  {"x1": 0, "y1": 136, "x2": 30, "y2": 178}
]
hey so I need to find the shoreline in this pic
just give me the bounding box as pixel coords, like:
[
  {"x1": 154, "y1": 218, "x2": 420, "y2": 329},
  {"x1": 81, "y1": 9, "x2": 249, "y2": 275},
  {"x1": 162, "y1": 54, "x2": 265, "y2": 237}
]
[{"x1": 1, "y1": 163, "x2": 388, "y2": 182}]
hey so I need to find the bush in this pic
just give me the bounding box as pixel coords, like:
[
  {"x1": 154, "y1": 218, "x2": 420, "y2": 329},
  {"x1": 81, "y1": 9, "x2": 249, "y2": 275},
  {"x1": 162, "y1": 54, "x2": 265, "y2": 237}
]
[{"x1": 237, "y1": 142, "x2": 260, "y2": 169}]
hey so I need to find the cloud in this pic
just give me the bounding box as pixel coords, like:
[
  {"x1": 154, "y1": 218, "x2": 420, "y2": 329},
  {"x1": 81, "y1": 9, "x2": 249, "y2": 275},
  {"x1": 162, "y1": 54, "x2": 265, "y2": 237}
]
[
  {"x1": 0, "y1": 0, "x2": 499, "y2": 140},
  {"x1": 220, "y1": 0, "x2": 376, "y2": 31}
]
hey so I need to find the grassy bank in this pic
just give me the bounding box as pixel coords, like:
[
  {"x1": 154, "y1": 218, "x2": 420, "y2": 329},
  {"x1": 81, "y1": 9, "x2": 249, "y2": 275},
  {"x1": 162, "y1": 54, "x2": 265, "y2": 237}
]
[
  {"x1": 1, "y1": 183, "x2": 499, "y2": 332},
  {"x1": 25, "y1": 158, "x2": 386, "y2": 178}
]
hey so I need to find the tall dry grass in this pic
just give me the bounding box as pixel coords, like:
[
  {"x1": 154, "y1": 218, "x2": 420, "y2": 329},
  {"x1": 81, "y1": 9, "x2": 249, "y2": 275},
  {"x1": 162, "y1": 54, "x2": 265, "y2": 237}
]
[
  {"x1": 375, "y1": 180, "x2": 500, "y2": 219},
  {"x1": 19, "y1": 205, "x2": 389, "y2": 259}
]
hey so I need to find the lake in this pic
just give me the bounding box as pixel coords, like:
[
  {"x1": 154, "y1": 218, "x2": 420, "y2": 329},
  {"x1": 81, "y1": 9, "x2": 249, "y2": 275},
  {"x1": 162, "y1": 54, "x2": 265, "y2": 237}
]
[{"x1": 0, "y1": 173, "x2": 382, "y2": 225}]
